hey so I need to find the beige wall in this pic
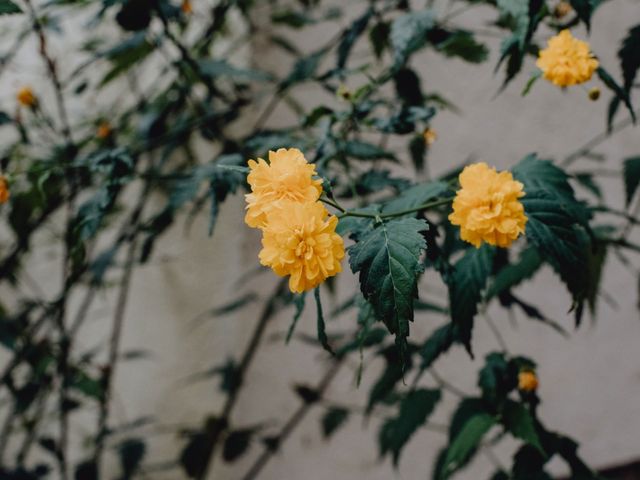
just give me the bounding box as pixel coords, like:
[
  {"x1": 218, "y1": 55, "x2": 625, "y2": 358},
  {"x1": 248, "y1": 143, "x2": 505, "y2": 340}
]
[{"x1": 1, "y1": 0, "x2": 640, "y2": 479}]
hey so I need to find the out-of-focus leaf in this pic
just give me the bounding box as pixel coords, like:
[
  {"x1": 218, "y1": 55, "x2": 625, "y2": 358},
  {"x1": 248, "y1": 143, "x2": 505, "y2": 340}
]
[
  {"x1": 222, "y1": 429, "x2": 253, "y2": 463},
  {"x1": 198, "y1": 60, "x2": 271, "y2": 81},
  {"x1": 502, "y1": 400, "x2": 543, "y2": 452},
  {"x1": 369, "y1": 21, "x2": 390, "y2": 59},
  {"x1": 441, "y1": 412, "x2": 496, "y2": 478},
  {"x1": 623, "y1": 156, "x2": 640, "y2": 206},
  {"x1": 117, "y1": 438, "x2": 146, "y2": 480},
  {"x1": 337, "y1": 8, "x2": 372, "y2": 69},
  {"x1": 321, "y1": 408, "x2": 349, "y2": 438},
  {"x1": 0, "y1": 0, "x2": 21, "y2": 14},
  {"x1": 381, "y1": 181, "x2": 449, "y2": 216},
  {"x1": 486, "y1": 247, "x2": 543, "y2": 300},
  {"x1": 390, "y1": 9, "x2": 435, "y2": 69},
  {"x1": 597, "y1": 66, "x2": 636, "y2": 123},
  {"x1": 618, "y1": 25, "x2": 640, "y2": 93},
  {"x1": 435, "y1": 30, "x2": 489, "y2": 63},
  {"x1": 569, "y1": 0, "x2": 601, "y2": 29}
]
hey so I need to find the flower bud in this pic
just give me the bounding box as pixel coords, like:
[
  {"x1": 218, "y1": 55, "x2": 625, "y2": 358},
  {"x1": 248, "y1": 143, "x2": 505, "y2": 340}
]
[
  {"x1": 96, "y1": 121, "x2": 112, "y2": 139},
  {"x1": 553, "y1": 1, "x2": 572, "y2": 18},
  {"x1": 588, "y1": 87, "x2": 600, "y2": 101},
  {"x1": 181, "y1": 0, "x2": 192, "y2": 14},
  {"x1": 0, "y1": 175, "x2": 10, "y2": 204},
  {"x1": 16, "y1": 86, "x2": 37, "y2": 108},
  {"x1": 422, "y1": 127, "x2": 437, "y2": 146},
  {"x1": 518, "y1": 370, "x2": 538, "y2": 392}
]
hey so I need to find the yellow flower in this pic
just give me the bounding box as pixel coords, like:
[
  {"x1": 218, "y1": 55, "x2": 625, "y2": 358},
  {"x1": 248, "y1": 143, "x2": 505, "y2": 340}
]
[
  {"x1": 448, "y1": 163, "x2": 527, "y2": 248},
  {"x1": 245, "y1": 148, "x2": 323, "y2": 229},
  {"x1": 518, "y1": 370, "x2": 539, "y2": 392},
  {"x1": 181, "y1": 0, "x2": 192, "y2": 14},
  {"x1": 259, "y1": 201, "x2": 344, "y2": 293},
  {"x1": 16, "y1": 86, "x2": 37, "y2": 108},
  {"x1": 0, "y1": 176, "x2": 9, "y2": 204},
  {"x1": 536, "y1": 30, "x2": 599, "y2": 87},
  {"x1": 96, "y1": 121, "x2": 112, "y2": 139}
]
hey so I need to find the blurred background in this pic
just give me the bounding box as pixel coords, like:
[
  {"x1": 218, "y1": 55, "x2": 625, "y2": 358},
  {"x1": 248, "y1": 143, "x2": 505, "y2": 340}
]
[{"x1": 0, "y1": 0, "x2": 639, "y2": 479}]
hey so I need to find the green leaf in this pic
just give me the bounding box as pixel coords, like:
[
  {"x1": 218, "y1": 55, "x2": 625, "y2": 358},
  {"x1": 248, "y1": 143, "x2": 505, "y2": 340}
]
[
  {"x1": 390, "y1": 9, "x2": 435, "y2": 69},
  {"x1": 448, "y1": 245, "x2": 495, "y2": 355},
  {"x1": 521, "y1": 71, "x2": 541, "y2": 96},
  {"x1": 512, "y1": 154, "x2": 593, "y2": 319},
  {"x1": 478, "y1": 352, "x2": 515, "y2": 403},
  {"x1": 369, "y1": 21, "x2": 390, "y2": 59},
  {"x1": 282, "y1": 49, "x2": 326, "y2": 88},
  {"x1": 367, "y1": 346, "x2": 408, "y2": 412},
  {"x1": 502, "y1": 400, "x2": 543, "y2": 452},
  {"x1": 623, "y1": 156, "x2": 640, "y2": 206},
  {"x1": 618, "y1": 25, "x2": 640, "y2": 93},
  {"x1": 271, "y1": 9, "x2": 313, "y2": 28},
  {"x1": 314, "y1": 288, "x2": 333, "y2": 355},
  {"x1": 100, "y1": 33, "x2": 154, "y2": 86},
  {"x1": 419, "y1": 323, "x2": 457, "y2": 369},
  {"x1": 569, "y1": 0, "x2": 601, "y2": 29},
  {"x1": 222, "y1": 429, "x2": 253, "y2": 463},
  {"x1": 597, "y1": 66, "x2": 636, "y2": 123},
  {"x1": 321, "y1": 408, "x2": 349, "y2": 438},
  {"x1": 286, "y1": 292, "x2": 306, "y2": 344},
  {"x1": 381, "y1": 181, "x2": 449, "y2": 216},
  {"x1": 337, "y1": 9, "x2": 372, "y2": 69},
  {"x1": 0, "y1": 0, "x2": 21, "y2": 14},
  {"x1": 441, "y1": 413, "x2": 496, "y2": 478},
  {"x1": 436, "y1": 31, "x2": 489, "y2": 64},
  {"x1": 341, "y1": 140, "x2": 396, "y2": 161},
  {"x1": 379, "y1": 389, "x2": 441, "y2": 466},
  {"x1": 118, "y1": 438, "x2": 146, "y2": 479},
  {"x1": 486, "y1": 247, "x2": 543, "y2": 300},
  {"x1": 409, "y1": 134, "x2": 427, "y2": 172},
  {"x1": 349, "y1": 218, "x2": 428, "y2": 356}
]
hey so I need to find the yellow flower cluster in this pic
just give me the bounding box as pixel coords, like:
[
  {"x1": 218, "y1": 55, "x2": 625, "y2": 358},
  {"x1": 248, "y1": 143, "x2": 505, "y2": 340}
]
[
  {"x1": 16, "y1": 86, "x2": 37, "y2": 108},
  {"x1": 536, "y1": 30, "x2": 599, "y2": 87},
  {"x1": 518, "y1": 370, "x2": 539, "y2": 392},
  {"x1": 245, "y1": 148, "x2": 344, "y2": 293},
  {"x1": 449, "y1": 163, "x2": 527, "y2": 248},
  {"x1": 0, "y1": 176, "x2": 9, "y2": 204}
]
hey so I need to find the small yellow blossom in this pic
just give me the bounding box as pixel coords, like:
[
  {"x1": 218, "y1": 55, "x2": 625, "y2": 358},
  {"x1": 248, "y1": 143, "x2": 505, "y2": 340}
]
[
  {"x1": 96, "y1": 121, "x2": 112, "y2": 139},
  {"x1": 0, "y1": 176, "x2": 9, "y2": 204},
  {"x1": 181, "y1": 0, "x2": 192, "y2": 14},
  {"x1": 448, "y1": 163, "x2": 527, "y2": 248},
  {"x1": 553, "y1": 1, "x2": 572, "y2": 18},
  {"x1": 259, "y1": 201, "x2": 344, "y2": 293},
  {"x1": 536, "y1": 30, "x2": 599, "y2": 87},
  {"x1": 245, "y1": 148, "x2": 323, "y2": 229},
  {"x1": 423, "y1": 127, "x2": 437, "y2": 146},
  {"x1": 16, "y1": 86, "x2": 37, "y2": 108},
  {"x1": 518, "y1": 370, "x2": 539, "y2": 392},
  {"x1": 588, "y1": 87, "x2": 600, "y2": 101}
]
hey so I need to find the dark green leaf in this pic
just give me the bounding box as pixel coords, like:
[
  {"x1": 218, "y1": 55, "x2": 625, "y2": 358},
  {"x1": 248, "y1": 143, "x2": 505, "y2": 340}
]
[
  {"x1": 478, "y1": 352, "x2": 515, "y2": 403},
  {"x1": 314, "y1": 288, "x2": 333, "y2": 354},
  {"x1": 623, "y1": 156, "x2": 640, "y2": 206},
  {"x1": 222, "y1": 429, "x2": 253, "y2": 463},
  {"x1": 441, "y1": 413, "x2": 496, "y2": 478},
  {"x1": 618, "y1": 25, "x2": 640, "y2": 93},
  {"x1": 337, "y1": 9, "x2": 372, "y2": 69},
  {"x1": 286, "y1": 292, "x2": 306, "y2": 343},
  {"x1": 198, "y1": 60, "x2": 271, "y2": 81},
  {"x1": 436, "y1": 31, "x2": 488, "y2": 63},
  {"x1": 522, "y1": 70, "x2": 541, "y2": 96},
  {"x1": 448, "y1": 245, "x2": 495, "y2": 355},
  {"x1": 321, "y1": 408, "x2": 349, "y2": 438},
  {"x1": 117, "y1": 438, "x2": 146, "y2": 479},
  {"x1": 390, "y1": 9, "x2": 435, "y2": 69},
  {"x1": 341, "y1": 140, "x2": 396, "y2": 161},
  {"x1": 419, "y1": 323, "x2": 457, "y2": 369},
  {"x1": 0, "y1": 0, "x2": 21, "y2": 14},
  {"x1": 379, "y1": 389, "x2": 441, "y2": 466},
  {"x1": 349, "y1": 218, "x2": 428, "y2": 356},
  {"x1": 409, "y1": 134, "x2": 427, "y2": 172},
  {"x1": 367, "y1": 346, "x2": 408, "y2": 412},
  {"x1": 486, "y1": 247, "x2": 543, "y2": 300},
  {"x1": 569, "y1": 0, "x2": 601, "y2": 29},
  {"x1": 597, "y1": 67, "x2": 636, "y2": 123},
  {"x1": 282, "y1": 50, "x2": 326, "y2": 88},
  {"x1": 381, "y1": 181, "x2": 449, "y2": 216},
  {"x1": 502, "y1": 400, "x2": 543, "y2": 452},
  {"x1": 369, "y1": 21, "x2": 390, "y2": 59}
]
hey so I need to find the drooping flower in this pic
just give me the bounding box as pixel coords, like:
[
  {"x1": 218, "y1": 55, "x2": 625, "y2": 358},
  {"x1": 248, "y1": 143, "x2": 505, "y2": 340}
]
[
  {"x1": 448, "y1": 163, "x2": 527, "y2": 248},
  {"x1": 518, "y1": 370, "x2": 539, "y2": 392},
  {"x1": 536, "y1": 30, "x2": 599, "y2": 87},
  {"x1": 17, "y1": 86, "x2": 37, "y2": 108},
  {"x1": 258, "y1": 201, "x2": 344, "y2": 293},
  {"x1": 245, "y1": 148, "x2": 323, "y2": 229},
  {"x1": 0, "y1": 176, "x2": 10, "y2": 204}
]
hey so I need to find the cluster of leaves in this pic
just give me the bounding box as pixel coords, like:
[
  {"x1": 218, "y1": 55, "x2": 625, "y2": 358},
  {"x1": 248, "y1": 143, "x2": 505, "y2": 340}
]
[{"x1": 0, "y1": 0, "x2": 638, "y2": 479}]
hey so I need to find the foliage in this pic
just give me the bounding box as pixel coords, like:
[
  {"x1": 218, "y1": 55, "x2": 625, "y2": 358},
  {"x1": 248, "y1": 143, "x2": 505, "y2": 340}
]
[{"x1": 0, "y1": 0, "x2": 637, "y2": 479}]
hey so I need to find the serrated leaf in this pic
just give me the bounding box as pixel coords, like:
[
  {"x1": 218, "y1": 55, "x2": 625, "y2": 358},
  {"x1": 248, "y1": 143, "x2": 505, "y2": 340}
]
[
  {"x1": 379, "y1": 389, "x2": 441, "y2": 466},
  {"x1": 618, "y1": 25, "x2": 640, "y2": 93},
  {"x1": 486, "y1": 247, "x2": 543, "y2": 300},
  {"x1": 623, "y1": 156, "x2": 640, "y2": 206},
  {"x1": 441, "y1": 413, "x2": 496, "y2": 478},
  {"x1": 349, "y1": 218, "x2": 428, "y2": 356},
  {"x1": 321, "y1": 408, "x2": 349, "y2": 438},
  {"x1": 448, "y1": 245, "x2": 495, "y2": 355},
  {"x1": 0, "y1": 0, "x2": 21, "y2": 14},
  {"x1": 502, "y1": 400, "x2": 543, "y2": 452},
  {"x1": 390, "y1": 9, "x2": 435, "y2": 69}
]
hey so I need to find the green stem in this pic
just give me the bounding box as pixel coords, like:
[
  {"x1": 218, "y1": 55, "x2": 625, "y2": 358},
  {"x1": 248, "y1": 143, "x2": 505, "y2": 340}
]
[{"x1": 331, "y1": 197, "x2": 453, "y2": 221}]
